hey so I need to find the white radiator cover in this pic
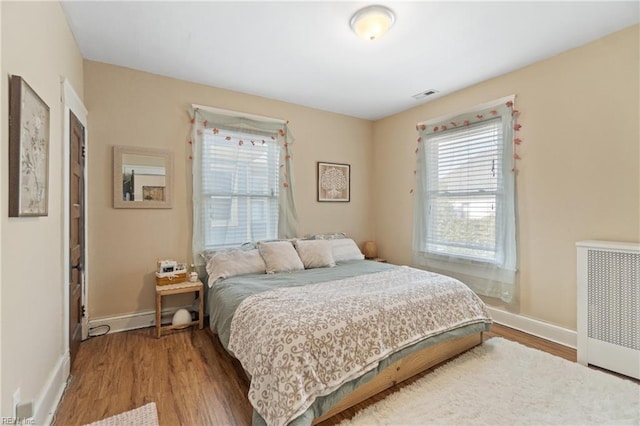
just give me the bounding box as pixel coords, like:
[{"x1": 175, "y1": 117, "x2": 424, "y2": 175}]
[{"x1": 577, "y1": 241, "x2": 640, "y2": 379}]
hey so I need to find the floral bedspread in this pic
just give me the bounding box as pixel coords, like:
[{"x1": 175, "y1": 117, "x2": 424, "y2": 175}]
[{"x1": 228, "y1": 266, "x2": 492, "y2": 426}]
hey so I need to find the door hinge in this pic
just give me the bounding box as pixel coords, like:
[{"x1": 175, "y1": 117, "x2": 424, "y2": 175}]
[
  {"x1": 81, "y1": 305, "x2": 86, "y2": 317},
  {"x1": 81, "y1": 145, "x2": 86, "y2": 158}
]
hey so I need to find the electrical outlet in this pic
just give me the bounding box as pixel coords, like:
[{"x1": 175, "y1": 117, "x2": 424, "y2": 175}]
[{"x1": 12, "y1": 388, "x2": 20, "y2": 417}]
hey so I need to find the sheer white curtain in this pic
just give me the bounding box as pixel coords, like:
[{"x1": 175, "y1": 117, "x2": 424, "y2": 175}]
[
  {"x1": 413, "y1": 96, "x2": 518, "y2": 303},
  {"x1": 189, "y1": 106, "x2": 298, "y2": 269}
]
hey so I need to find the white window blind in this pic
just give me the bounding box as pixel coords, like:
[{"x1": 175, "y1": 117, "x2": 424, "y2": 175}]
[
  {"x1": 201, "y1": 129, "x2": 279, "y2": 249},
  {"x1": 425, "y1": 118, "x2": 502, "y2": 262}
]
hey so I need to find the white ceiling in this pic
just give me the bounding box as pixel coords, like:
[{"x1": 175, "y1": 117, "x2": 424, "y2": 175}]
[{"x1": 61, "y1": 1, "x2": 639, "y2": 120}]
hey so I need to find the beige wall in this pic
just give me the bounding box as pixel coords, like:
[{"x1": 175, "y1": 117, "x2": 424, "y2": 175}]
[
  {"x1": 84, "y1": 61, "x2": 373, "y2": 319},
  {"x1": 1, "y1": 1, "x2": 84, "y2": 417},
  {"x1": 372, "y1": 25, "x2": 640, "y2": 330}
]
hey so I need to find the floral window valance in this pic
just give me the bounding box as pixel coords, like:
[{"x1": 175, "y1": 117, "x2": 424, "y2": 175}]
[{"x1": 413, "y1": 98, "x2": 523, "y2": 181}]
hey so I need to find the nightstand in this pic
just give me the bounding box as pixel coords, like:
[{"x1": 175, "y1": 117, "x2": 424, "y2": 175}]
[{"x1": 155, "y1": 280, "x2": 204, "y2": 338}]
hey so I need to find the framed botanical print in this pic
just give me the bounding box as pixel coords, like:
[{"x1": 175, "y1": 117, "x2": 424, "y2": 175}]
[
  {"x1": 317, "y1": 161, "x2": 350, "y2": 202},
  {"x1": 9, "y1": 75, "x2": 50, "y2": 217}
]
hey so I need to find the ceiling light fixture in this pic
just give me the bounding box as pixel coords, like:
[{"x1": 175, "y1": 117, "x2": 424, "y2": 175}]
[{"x1": 350, "y1": 5, "x2": 395, "y2": 41}]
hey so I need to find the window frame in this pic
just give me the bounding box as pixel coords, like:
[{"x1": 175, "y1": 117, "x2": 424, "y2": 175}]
[{"x1": 423, "y1": 117, "x2": 503, "y2": 264}]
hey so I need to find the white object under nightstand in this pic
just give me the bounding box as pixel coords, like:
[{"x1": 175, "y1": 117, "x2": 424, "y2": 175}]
[{"x1": 155, "y1": 280, "x2": 204, "y2": 338}]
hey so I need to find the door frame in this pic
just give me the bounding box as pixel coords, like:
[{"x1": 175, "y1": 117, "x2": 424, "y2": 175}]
[{"x1": 62, "y1": 78, "x2": 89, "y2": 344}]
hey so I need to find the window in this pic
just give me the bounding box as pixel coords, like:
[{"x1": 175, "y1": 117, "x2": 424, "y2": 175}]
[
  {"x1": 190, "y1": 107, "x2": 298, "y2": 267},
  {"x1": 413, "y1": 97, "x2": 517, "y2": 302},
  {"x1": 425, "y1": 119, "x2": 502, "y2": 262},
  {"x1": 200, "y1": 129, "x2": 279, "y2": 249}
]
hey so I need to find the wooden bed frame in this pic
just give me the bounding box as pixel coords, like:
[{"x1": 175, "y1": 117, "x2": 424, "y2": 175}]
[{"x1": 311, "y1": 331, "x2": 484, "y2": 424}]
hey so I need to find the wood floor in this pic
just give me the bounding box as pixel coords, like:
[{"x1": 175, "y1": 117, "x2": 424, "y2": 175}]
[{"x1": 53, "y1": 324, "x2": 575, "y2": 426}]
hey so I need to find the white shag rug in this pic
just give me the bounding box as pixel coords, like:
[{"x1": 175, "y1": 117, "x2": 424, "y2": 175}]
[
  {"x1": 341, "y1": 338, "x2": 640, "y2": 425},
  {"x1": 84, "y1": 402, "x2": 159, "y2": 426}
]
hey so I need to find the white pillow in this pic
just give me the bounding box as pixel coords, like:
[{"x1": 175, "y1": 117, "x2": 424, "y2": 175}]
[
  {"x1": 329, "y1": 238, "x2": 365, "y2": 262},
  {"x1": 201, "y1": 242, "x2": 255, "y2": 264},
  {"x1": 257, "y1": 241, "x2": 305, "y2": 274},
  {"x1": 294, "y1": 240, "x2": 336, "y2": 269},
  {"x1": 205, "y1": 249, "x2": 266, "y2": 287}
]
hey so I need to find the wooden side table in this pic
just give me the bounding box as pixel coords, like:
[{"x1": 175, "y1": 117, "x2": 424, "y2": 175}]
[{"x1": 155, "y1": 280, "x2": 204, "y2": 338}]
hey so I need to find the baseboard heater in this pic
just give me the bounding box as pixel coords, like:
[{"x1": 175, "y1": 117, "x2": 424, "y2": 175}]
[{"x1": 577, "y1": 241, "x2": 639, "y2": 379}]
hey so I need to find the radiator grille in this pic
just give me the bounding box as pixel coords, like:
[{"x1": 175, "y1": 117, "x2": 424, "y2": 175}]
[{"x1": 587, "y1": 249, "x2": 640, "y2": 350}]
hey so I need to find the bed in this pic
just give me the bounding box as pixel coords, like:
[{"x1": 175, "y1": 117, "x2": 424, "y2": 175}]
[{"x1": 205, "y1": 240, "x2": 492, "y2": 426}]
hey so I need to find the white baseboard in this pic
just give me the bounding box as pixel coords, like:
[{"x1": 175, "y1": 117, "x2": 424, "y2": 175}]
[
  {"x1": 34, "y1": 351, "x2": 70, "y2": 425},
  {"x1": 487, "y1": 307, "x2": 577, "y2": 349},
  {"x1": 88, "y1": 305, "x2": 192, "y2": 335}
]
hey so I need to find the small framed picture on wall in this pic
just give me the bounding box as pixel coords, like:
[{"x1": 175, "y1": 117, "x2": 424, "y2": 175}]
[{"x1": 317, "y1": 161, "x2": 350, "y2": 202}]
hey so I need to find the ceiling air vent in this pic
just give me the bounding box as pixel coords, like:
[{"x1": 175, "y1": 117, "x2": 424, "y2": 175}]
[{"x1": 412, "y1": 89, "x2": 439, "y2": 100}]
